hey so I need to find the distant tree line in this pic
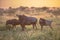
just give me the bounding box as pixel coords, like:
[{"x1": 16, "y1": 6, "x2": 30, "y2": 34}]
[{"x1": 0, "y1": 6, "x2": 60, "y2": 17}]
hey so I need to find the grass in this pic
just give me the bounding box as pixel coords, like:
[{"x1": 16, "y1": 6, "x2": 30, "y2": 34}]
[{"x1": 0, "y1": 18, "x2": 60, "y2": 40}]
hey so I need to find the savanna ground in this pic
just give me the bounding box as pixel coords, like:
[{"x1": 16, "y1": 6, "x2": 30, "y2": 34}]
[{"x1": 0, "y1": 12, "x2": 60, "y2": 40}]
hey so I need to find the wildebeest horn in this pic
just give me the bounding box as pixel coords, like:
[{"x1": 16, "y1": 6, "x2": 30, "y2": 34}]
[
  {"x1": 22, "y1": 14, "x2": 25, "y2": 16},
  {"x1": 16, "y1": 14, "x2": 19, "y2": 17}
]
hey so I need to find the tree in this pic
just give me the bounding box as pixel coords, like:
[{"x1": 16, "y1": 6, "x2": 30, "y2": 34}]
[
  {"x1": 7, "y1": 7, "x2": 16, "y2": 15},
  {"x1": 0, "y1": 8, "x2": 4, "y2": 16},
  {"x1": 52, "y1": 9, "x2": 60, "y2": 18},
  {"x1": 41, "y1": 7, "x2": 48, "y2": 11}
]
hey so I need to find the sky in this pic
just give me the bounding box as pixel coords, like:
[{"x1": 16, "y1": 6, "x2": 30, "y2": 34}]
[{"x1": 0, "y1": 0, "x2": 60, "y2": 9}]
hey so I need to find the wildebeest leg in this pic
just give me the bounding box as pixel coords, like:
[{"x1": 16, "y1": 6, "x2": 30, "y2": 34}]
[
  {"x1": 34, "y1": 24, "x2": 37, "y2": 29},
  {"x1": 41, "y1": 25, "x2": 43, "y2": 31},
  {"x1": 12, "y1": 25, "x2": 16, "y2": 30},
  {"x1": 33, "y1": 24, "x2": 35, "y2": 29},
  {"x1": 22, "y1": 26, "x2": 25, "y2": 31},
  {"x1": 32, "y1": 24, "x2": 37, "y2": 29},
  {"x1": 21, "y1": 25, "x2": 25, "y2": 31},
  {"x1": 49, "y1": 25, "x2": 53, "y2": 30},
  {"x1": 6, "y1": 24, "x2": 11, "y2": 30}
]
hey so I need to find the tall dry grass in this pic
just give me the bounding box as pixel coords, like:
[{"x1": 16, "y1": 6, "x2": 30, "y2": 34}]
[{"x1": 0, "y1": 17, "x2": 60, "y2": 40}]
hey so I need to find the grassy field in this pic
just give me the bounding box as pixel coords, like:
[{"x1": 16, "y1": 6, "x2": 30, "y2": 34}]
[{"x1": 0, "y1": 16, "x2": 60, "y2": 40}]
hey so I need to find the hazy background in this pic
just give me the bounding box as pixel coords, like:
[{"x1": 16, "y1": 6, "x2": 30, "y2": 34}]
[{"x1": 0, "y1": 0, "x2": 60, "y2": 9}]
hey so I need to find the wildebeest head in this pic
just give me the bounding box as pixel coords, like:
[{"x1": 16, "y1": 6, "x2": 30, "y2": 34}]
[
  {"x1": 39, "y1": 18, "x2": 46, "y2": 23},
  {"x1": 16, "y1": 14, "x2": 27, "y2": 20},
  {"x1": 39, "y1": 18, "x2": 53, "y2": 26},
  {"x1": 40, "y1": 18, "x2": 46, "y2": 21}
]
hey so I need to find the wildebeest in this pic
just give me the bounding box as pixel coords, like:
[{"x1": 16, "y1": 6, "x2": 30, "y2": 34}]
[
  {"x1": 16, "y1": 14, "x2": 37, "y2": 31},
  {"x1": 39, "y1": 18, "x2": 53, "y2": 31},
  {"x1": 6, "y1": 19, "x2": 21, "y2": 30}
]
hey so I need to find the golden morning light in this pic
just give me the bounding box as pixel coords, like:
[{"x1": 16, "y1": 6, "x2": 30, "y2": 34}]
[{"x1": 0, "y1": 0, "x2": 60, "y2": 9}]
